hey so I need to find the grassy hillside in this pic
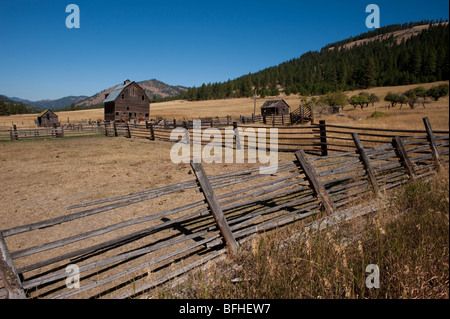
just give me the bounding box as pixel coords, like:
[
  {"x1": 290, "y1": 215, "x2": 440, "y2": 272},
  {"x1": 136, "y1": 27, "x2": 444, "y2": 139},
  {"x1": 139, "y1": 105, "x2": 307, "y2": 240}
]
[{"x1": 181, "y1": 22, "x2": 449, "y2": 101}]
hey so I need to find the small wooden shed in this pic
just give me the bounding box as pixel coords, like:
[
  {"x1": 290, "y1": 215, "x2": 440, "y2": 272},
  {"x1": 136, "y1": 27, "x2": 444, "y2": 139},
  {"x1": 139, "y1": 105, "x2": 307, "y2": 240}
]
[
  {"x1": 260, "y1": 99, "x2": 291, "y2": 117},
  {"x1": 37, "y1": 109, "x2": 59, "y2": 127}
]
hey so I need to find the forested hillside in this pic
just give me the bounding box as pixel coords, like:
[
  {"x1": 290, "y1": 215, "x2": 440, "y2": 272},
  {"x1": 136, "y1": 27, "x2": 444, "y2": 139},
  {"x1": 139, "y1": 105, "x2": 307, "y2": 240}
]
[
  {"x1": 0, "y1": 95, "x2": 42, "y2": 116},
  {"x1": 181, "y1": 21, "x2": 449, "y2": 101}
]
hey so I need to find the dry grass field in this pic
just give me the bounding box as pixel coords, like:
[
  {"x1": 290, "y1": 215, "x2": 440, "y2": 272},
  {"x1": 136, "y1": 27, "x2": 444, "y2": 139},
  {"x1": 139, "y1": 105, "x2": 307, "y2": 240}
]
[{"x1": 2, "y1": 81, "x2": 448, "y2": 131}]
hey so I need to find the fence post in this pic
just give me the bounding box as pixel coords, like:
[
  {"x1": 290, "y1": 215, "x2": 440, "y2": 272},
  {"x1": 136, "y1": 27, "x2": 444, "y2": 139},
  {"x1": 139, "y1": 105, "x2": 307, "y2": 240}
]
[
  {"x1": 272, "y1": 114, "x2": 275, "y2": 127},
  {"x1": 310, "y1": 105, "x2": 315, "y2": 124},
  {"x1": 12, "y1": 125, "x2": 18, "y2": 140},
  {"x1": 233, "y1": 122, "x2": 241, "y2": 149},
  {"x1": 300, "y1": 105, "x2": 304, "y2": 123},
  {"x1": 190, "y1": 162, "x2": 238, "y2": 256},
  {"x1": 295, "y1": 150, "x2": 336, "y2": 215},
  {"x1": 126, "y1": 122, "x2": 131, "y2": 138},
  {"x1": 352, "y1": 133, "x2": 380, "y2": 195},
  {"x1": 0, "y1": 233, "x2": 26, "y2": 299},
  {"x1": 319, "y1": 120, "x2": 328, "y2": 156},
  {"x1": 149, "y1": 123, "x2": 155, "y2": 140},
  {"x1": 392, "y1": 136, "x2": 417, "y2": 180},
  {"x1": 113, "y1": 122, "x2": 118, "y2": 137},
  {"x1": 423, "y1": 117, "x2": 443, "y2": 170},
  {"x1": 56, "y1": 126, "x2": 64, "y2": 138}
]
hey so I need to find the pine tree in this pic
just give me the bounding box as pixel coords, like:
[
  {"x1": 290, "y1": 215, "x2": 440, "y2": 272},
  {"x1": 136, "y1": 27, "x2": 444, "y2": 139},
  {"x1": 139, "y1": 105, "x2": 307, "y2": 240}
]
[{"x1": 363, "y1": 57, "x2": 377, "y2": 88}]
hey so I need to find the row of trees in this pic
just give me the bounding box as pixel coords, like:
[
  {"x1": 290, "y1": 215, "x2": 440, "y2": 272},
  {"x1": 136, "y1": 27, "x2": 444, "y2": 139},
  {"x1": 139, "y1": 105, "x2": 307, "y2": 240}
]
[
  {"x1": 297, "y1": 83, "x2": 449, "y2": 114},
  {"x1": 384, "y1": 84, "x2": 449, "y2": 109},
  {"x1": 177, "y1": 21, "x2": 448, "y2": 102}
]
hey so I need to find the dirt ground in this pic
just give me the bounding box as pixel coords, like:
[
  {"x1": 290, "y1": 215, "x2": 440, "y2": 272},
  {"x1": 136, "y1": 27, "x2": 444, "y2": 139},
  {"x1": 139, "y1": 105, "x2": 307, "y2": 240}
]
[
  {"x1": 0, "y1": 135, "x2": 296, "y2": 298},
  {"x1": 0, "y1": 137, "x2": 295, "y2": 231}
]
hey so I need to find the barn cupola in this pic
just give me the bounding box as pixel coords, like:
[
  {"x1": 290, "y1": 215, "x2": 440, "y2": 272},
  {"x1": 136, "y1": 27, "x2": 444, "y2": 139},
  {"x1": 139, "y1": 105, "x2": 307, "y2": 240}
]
[{"x1": 124, "y1": 79, "x2": 131, "y2": 85}]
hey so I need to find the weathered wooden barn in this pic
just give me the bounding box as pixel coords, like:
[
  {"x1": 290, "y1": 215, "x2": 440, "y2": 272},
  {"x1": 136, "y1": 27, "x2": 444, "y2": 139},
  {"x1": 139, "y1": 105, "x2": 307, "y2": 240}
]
[
  {"x1": 260, "y1": 99, "x2": 291, "y2": 117},
  {"x1": 37, "y1": 109, "x2": 59, "y2": 127},
  {"x1": 104, "y1": 80, "x2": 151, "y2": 122}
]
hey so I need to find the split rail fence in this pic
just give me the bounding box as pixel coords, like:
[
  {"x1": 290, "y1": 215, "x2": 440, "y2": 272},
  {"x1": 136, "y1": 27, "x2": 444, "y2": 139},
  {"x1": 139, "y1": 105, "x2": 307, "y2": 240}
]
[
  {"x1": 104, "y1": 117, "x2": 450, "y2": 156},
  {"x1": 0, "y1": 117, "x2": 448, "y2": 299},
  {"x1": 0, "y1": 124, "x2": 105, "y2": 141}
]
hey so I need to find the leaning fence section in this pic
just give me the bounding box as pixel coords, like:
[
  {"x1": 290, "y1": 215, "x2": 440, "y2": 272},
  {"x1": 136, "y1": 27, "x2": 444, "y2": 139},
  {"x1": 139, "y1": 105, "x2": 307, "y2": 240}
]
[{"x1": 0, "y1": 119, "x2": 448, "y2": 299}]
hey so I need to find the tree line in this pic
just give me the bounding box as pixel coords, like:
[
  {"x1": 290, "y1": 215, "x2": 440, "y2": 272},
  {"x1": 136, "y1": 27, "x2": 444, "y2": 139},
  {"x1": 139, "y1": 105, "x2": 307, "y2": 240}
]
[
  {"x1": 0, "y1": 101, "x2": 41, "y2": 116},
  {"x1": 176, "y1": 21, "x2": 449, "y2": 101},
  {"x1": 306, "y1": 83, "x2": 449, "y2": 113}
]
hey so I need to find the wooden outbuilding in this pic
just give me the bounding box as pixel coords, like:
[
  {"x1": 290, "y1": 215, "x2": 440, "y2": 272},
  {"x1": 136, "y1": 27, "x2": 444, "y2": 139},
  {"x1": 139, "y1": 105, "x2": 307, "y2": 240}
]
[
  {"x1": 104, "y1": 80, "x2": 151, "y2": 122},
  {"x1": 260, "y1": 99, "x2": 291, "y2": 117},
  {"x1": 37, "y1": 109, "x2": 59, "y2": 127}
]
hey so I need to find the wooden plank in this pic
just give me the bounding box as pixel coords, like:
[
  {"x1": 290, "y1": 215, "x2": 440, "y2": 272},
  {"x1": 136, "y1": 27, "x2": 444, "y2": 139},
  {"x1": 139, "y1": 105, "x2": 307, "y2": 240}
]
[
  {"x1": 150, "y1": 123, "x2": 155, "y2": 140},
  {"x1": 190, "y1": 162, "x2": 238, "y2": 255},
  {"x1": 0, "y1": 233, "x2": 26, "y2": 299},
  {"x1": 113, "y1": 122, "x2": 118, "y2": 137},
  {"x1": 352, "y1": 133, "x2": 380, "y2": 194},
  {"x1": 392, "y1": 136, "x2": 417, "y2": 180},
  {"x1": 423, "y1": 117, "x2": 443, "y2": 169},
  {"x1": 126, "y1": 122, "x2": 131, "y2": 138},
  {"x1": 319, "y1": 120, "x2": 328, "y2": 156},
  {"x1": 295, "y1": 150, "x2": 336, "y2": 214}
]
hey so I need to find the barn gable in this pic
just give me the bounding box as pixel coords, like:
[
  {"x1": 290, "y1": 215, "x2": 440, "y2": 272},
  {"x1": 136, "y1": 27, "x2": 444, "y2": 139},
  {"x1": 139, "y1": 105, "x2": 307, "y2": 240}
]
[
  {"x1": 37, "y1": 109, "x2": 59, "y2": 127},
  {"x1": 260, "y1": 99, "x2": 291, "y2": 116}
]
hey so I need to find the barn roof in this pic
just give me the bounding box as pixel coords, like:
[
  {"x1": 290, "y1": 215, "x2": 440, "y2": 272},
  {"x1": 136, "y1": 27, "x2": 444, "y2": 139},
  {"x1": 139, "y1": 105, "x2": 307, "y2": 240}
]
[
  {"x1": 104, "y1": 81, "x2": 134, "y2": 103},
  {"x1": 37, "y1": 109, "x2": 58, "y2": 118},
  {"x1": 260, "y1": 99, "x2": 290, "y2": 109}
]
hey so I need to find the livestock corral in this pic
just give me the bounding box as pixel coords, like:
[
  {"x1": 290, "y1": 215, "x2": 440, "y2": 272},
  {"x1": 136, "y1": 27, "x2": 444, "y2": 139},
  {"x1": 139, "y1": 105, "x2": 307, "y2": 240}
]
[
  {"x1": 0, "y1": 88, "x2": 449, "y2": 299},
  {"x1": 0, "y1": 115, "x2": 448, "y2": 298}
]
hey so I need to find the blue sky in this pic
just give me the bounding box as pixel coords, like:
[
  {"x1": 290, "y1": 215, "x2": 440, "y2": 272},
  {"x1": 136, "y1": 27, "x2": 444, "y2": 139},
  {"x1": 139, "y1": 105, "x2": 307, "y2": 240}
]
[{"x1": 0, "y1": 0, "x2": 448, "y2": 101}]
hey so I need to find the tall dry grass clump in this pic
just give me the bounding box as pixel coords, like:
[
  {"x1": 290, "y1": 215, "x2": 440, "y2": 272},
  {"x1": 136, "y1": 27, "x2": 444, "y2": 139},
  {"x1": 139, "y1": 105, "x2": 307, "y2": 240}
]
[{"x1": 163, "y1": 173, "x2": 449, "y2": 299}]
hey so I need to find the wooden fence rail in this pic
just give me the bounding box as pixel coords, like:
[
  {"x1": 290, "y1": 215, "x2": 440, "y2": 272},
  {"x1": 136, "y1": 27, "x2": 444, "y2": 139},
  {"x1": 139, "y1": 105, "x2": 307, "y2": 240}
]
[
  {"x1": 0, "y1": 117, "x2": 448, "y2": 299},
  {"x1": 0, "y1": 124, "x2": 105, "y2": 141},
  {"x1": 103, "y1": 117, "x2": 449, "y2": 158}
]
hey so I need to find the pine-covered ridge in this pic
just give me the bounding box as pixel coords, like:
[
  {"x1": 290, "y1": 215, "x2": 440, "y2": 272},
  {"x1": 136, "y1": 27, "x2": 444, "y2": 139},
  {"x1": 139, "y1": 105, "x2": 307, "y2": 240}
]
[{"x1": 181, "y1": 21, "x2": 449, "y2": 101}]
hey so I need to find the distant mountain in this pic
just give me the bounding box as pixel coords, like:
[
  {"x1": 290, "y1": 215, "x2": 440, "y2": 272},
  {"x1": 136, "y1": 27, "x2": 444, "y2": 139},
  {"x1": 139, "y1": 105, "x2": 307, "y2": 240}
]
[
  {"x1": 0, "y1": 94, "x2": 17, "y2": 103},
  {"x1": 1, "y1": 79, "x2": 186, "y2": 112},
  {"x1": 0, "y1": 95, "x2": 43, "y2": 115},
  {"x1": 4, "y1": 95, "x2": 88, "y2": 110},
  {"x1": 30, "y1": 96, "x2": 89, "y2": 110},
  {"x1": 76, "y1": 79, "x2": 188, "y2": 107}
]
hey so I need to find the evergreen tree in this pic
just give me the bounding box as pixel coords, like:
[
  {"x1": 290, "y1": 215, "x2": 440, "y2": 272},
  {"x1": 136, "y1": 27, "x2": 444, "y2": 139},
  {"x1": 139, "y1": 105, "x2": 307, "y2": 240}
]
[{"x1": 174, "y1": 22, "x2": 448, "y2": 101}]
